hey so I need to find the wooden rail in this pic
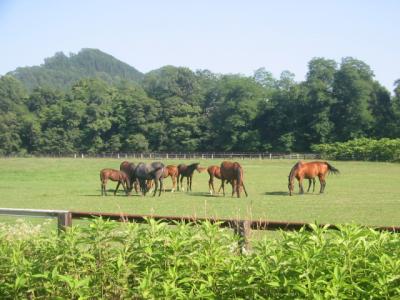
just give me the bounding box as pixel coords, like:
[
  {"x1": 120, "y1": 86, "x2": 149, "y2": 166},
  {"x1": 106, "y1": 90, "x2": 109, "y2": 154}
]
[{"x1": 1, "y1": 208, "x2": 399, "y2": 251}]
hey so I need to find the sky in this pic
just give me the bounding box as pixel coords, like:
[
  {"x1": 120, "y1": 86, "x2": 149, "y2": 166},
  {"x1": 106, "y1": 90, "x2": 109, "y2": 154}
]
[{"x1": 0, "y1": 0, "x2": 399, "y2": 91}]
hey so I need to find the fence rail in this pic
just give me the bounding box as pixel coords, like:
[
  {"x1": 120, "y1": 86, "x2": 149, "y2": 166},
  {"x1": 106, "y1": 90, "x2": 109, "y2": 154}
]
[
  {"x1": 3, "y1": 152, "x2": 321, "y2": 160},
  {"x1": 1, "y1": 208, "x2": 399, "y2": 250}
]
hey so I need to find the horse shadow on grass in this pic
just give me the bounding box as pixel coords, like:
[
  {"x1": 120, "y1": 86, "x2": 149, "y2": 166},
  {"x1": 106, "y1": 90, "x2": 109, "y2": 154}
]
[
  {"x1": 264, "y1": 191, "x2": 289, "y2": 196},
  {"x1": 183, "y1": 191, "x2": 221, "y2": 198}
]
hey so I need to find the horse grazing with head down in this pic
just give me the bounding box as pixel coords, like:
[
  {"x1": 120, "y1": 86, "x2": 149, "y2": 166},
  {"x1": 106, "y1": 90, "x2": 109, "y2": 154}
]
[
  {"x1": 288, "y1": 161, "x2": 340, "y2": 196},
  {"x1": 177, "y1": 163, "x2": 202, "y2": 192},
  {"x1": 120, "y1": 161, "x2": 139, "y2": 193},
  {"x1": 133, "y1": 162, "x2": 165, "y2": 196},
  {"x1": 220, "y1": 161, "x2": 248, "y2": 198},
  {"x1": 100, "y1": 169, "x2": 130, "y2": 196}
]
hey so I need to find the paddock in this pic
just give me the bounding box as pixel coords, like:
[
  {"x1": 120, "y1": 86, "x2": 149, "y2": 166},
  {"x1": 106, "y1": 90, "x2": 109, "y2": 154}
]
[{"x1": 0, "y1": 158, "x2": 399, "y2": 227}]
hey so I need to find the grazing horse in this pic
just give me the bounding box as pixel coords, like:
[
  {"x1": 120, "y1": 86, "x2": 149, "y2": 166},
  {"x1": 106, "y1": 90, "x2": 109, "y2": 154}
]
[
  {"x1": 100, "y1": 169, "x2": 130, "y2": 196},
  {"x1": 162, "y1": 165, "x2": 179, "y2": 192},
  {"x1": 207, "y1": 165, "x2": 233, "y2": 195},
  {"x1": 133, "y1": 162, "x2": 165, "y2": 196},
  {"x1": 220, "y1": 161, "x2": 248, "y2": 198},
  {"x1": 177, "y1": 163, "x2": 202, "y2": 192},
  {"x1": 120, "y1": 161, "x2": 139, "y2": 193},
  {"x1": 288, "y1": 161, "x2": 340, "y2": 196}
]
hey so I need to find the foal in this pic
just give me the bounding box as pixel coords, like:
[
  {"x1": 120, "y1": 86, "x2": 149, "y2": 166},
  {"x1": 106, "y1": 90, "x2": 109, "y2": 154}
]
[
  {"x1": 163, "y1": 165, "x2": 179, "y2": 192},
  {"x1": 100, "y1": 169, "x2": 130, "y2": 196},
  {"x1": 177, "y1": 163, "x2": 202, "y2": 192},
  {"x1": 207, "y1": 165, "x2": 233, "y2": 195}
]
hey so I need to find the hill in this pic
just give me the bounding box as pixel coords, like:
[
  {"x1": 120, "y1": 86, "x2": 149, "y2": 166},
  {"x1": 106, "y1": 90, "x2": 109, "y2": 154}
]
[{"x1": 7, "y1": 48, "x2": 144, "y2": 91}]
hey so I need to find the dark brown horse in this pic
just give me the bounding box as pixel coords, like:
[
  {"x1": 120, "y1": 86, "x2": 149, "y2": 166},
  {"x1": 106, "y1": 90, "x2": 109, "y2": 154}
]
[
  {"x1": 177, "y1": 163, "x2": 202, "y2": 192},
  {"x1": 288, "y1": 161, "x2": 340, "y2": 196},
  {"x1": 120, "y1": 161, "x2": 139, "y2": 193},
  {"x1": 100, "y1": 168, "x2": 130, "y2": 196},
  {"x1": 220, "y1": 161, "x2": 248, "y2": 198}
]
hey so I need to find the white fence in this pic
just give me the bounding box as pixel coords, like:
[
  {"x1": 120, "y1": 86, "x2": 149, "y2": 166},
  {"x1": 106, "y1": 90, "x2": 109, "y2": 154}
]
[{"x1": 26, "y1": 152, "x2": 321, "y2": 160}]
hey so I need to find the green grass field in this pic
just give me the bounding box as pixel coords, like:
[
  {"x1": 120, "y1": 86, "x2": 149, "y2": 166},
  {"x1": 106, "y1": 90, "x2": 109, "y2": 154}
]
[{"x1": 0, "y1": 158, "x2": 399, "y2": 227}]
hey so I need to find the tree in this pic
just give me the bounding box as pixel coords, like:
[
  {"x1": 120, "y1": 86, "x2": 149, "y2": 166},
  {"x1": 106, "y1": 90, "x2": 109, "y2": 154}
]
[{"x1": 331, "y1": 57, "x2": 375, "y2": 141}]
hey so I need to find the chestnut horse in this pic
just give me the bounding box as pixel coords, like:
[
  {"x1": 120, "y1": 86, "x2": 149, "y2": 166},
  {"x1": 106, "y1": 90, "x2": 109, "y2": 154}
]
[
  {"x1": 177, "y1": 163, "x2": 202, "y2": 192},
  {"x1": 220, "y1": 161, "x2": 248, "y2": 198},
  {"x1": 100, "y1": 168, "x2": 130, "y2": 196},
  {"x1": 288, "y1": 161, "x2": 340, "y2": 196},
  {"x1": 163, "y1": 165, "x2": 179, "y2": 192},
  {"x1": 207, "y1": 165, "x2": 233, "y2": 195}
]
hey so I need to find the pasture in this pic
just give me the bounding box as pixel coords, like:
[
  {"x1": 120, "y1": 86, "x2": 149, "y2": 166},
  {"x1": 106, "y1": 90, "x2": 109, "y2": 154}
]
[{"x1": 0, "y1": 158, "x2": 399, "y2": 227}]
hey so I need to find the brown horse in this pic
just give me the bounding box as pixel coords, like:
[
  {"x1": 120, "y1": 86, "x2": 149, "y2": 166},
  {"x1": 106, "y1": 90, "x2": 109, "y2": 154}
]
[
  {"x1": 100, "y1": 169, "x2": 130, "y2": 196},
  {"x1": 220, "y1": 161, "x2": 248, "y2": 198},
  {"x1": 207, "y1": 165, "x2": 233, "y2": 195},
  {"x1": 163, "y1": 165, "x2": 179, "y2": 192},
  {"x1": 288, "y1": 161, "x2": 340, "y2": 196},
  {"x1": 177, "y1": 163, "x2": 202, "y2": 192}
]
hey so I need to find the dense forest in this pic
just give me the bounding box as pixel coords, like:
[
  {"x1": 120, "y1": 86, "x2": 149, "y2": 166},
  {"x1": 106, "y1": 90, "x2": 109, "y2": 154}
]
[{"x1": 1, "y1": 49, "x2": 399, "y2": 155}]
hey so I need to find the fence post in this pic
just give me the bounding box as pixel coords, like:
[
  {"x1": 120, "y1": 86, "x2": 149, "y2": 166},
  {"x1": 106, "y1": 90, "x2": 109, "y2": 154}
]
[
  {"x1": 57, "y1": 211, "x2": 72, "y2": 233},
  {"x1": 233, "y1": 220, "x2": 251, "y2": 253}
]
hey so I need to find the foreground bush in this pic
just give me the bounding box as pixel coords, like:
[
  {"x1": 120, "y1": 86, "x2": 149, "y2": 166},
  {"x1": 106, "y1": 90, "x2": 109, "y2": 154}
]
[
  {"x1": 312, "y1": 138, "x2": 400, "y2": 162},
  {"x1": 0, "y1": 219, "x2": 399, "y2": 299}
]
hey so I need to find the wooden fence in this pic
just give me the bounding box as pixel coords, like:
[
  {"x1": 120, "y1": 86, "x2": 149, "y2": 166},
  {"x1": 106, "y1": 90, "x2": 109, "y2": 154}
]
[{"x1": 1, "y1": 208, "x2": 399, "y2": 251}]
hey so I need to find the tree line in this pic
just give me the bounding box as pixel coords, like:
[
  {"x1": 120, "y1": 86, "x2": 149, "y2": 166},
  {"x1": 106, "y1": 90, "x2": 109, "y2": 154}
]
[{"x1": 1, "y1": 56, "x2": 400, "y2": 155}]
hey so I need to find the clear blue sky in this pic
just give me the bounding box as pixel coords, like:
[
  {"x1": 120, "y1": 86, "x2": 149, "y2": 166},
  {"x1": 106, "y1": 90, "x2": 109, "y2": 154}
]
[{"x1": 1, "y1": 0, "x2": 399, "y2": 91}]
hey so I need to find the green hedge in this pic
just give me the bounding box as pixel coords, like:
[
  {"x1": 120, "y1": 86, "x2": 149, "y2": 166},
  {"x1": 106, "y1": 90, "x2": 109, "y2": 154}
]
[
  {"x1": 0, "y1": 219, "x2": 399, "y2": 299},
  {"x1": 312, "y1": 138, "x2": 400, "y2": 162}
]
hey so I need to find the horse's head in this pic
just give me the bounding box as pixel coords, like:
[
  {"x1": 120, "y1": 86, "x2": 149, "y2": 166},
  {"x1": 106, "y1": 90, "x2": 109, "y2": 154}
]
[{"x1": 194, "y1": 163, "x2": 202, "y2": 173}]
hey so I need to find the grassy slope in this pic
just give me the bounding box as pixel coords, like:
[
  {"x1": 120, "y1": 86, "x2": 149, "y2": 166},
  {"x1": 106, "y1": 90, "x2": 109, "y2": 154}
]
[{"x1": 0, "y1": 158, "x2": 399, "y2": 226}]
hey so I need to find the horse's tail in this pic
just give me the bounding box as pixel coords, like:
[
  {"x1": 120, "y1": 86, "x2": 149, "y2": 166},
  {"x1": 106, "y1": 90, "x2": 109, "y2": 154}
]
[
  {"x1": 235, "y1": 164, "x2": 244, "y2": 197},
  {"x1": 325, "y1": 162, "x2": 340, "y2": 175}
]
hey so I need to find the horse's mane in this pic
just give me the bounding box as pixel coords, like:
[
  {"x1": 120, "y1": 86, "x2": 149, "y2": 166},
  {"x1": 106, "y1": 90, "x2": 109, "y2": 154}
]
[{"x1": 288, "y1": 161, "x2": 302, "y2": 183}]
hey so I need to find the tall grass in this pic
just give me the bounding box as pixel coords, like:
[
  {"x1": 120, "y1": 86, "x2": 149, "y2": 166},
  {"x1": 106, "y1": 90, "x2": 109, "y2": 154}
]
[{"x1": 0, "y1": 219, "x2": 399, "y2": 299}]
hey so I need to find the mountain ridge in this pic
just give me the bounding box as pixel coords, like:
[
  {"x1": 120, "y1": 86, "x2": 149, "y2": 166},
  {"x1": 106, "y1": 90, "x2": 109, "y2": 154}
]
[{"x1": 7, "y1": 48, "x2": 144, "y2": 91}]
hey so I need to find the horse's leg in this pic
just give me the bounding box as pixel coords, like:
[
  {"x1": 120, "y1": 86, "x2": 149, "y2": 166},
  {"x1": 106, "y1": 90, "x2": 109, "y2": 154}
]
[
  {"x1": 221, "y1": 179, "x2": 225, "y2": 196},
  {"x1": 307, "y1": 178, "x2": 312, "y2": 193},
  {"x1": 121, "y1": 180, "x2": 128, "y2": 196},
  {"x1": 312, "y1": 178, "x2": 316, "y2": 192},
  {"x1": 171, "y1": 175, "x2": 176, "y2": 193},
  {"x1": 231, "y1": 180, "x2": 236, "y2": 197},
  {"x1": 186, "y1": 176, "x2": 190, "y2": 192},
  {"x1": 152, "y1": 178, "x2": 158, "y2": 197},
  {"x1": 242, "y1": 183, "x2": 248, "y2": 197},
  {"x1": 217, "y1": 180, "x2": 223, "y2": 194},
  {"x1": 159, "y1": 178, "x2": 163, "y2": 196},
  {"x1": 319, "y1": 175, "x2": 326, "y2": 193},
  {"x1": 114, "y1": 181, "x2": 120, "y2": 195},
  {"x1": 134, "y1": 180, "x2": 139, "y2": 194},
  {"x1": 179, "y1": 175, "x2": 184, "y2": 192},
  {"x1": 209, "y1": 175, "x2": 214, "y2": 195},
  {"x1": 189, "y1": 175, "x2": 193, "y2": 192},
  {"x1": 299, "y1": 177, "x2": 304, "y2": 194}
]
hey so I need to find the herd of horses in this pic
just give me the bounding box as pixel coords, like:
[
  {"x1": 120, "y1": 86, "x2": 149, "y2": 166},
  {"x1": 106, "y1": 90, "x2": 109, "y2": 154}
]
[{"x1": 100, "y1": 160, "x2": 339, "y2": 197}]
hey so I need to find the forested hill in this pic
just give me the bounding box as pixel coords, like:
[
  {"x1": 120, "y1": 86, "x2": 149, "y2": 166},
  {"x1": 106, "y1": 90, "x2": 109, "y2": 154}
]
[
  {"x1": 7, "y1": 49, "x2": 144, "y2": 91},
  {"x1": 1, "y1": 54, "x2": 400, "y2": 155}
]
